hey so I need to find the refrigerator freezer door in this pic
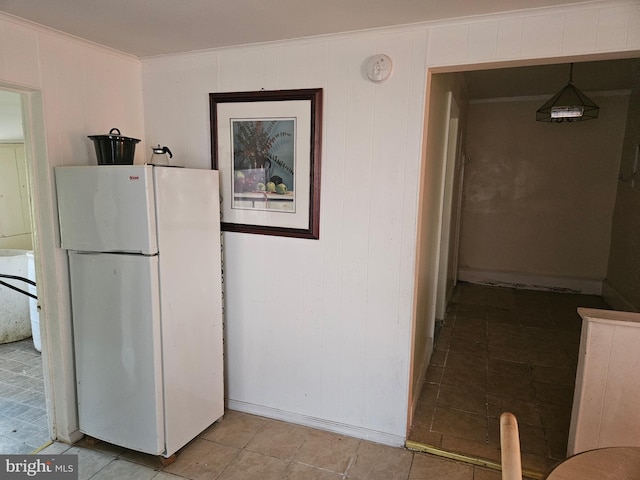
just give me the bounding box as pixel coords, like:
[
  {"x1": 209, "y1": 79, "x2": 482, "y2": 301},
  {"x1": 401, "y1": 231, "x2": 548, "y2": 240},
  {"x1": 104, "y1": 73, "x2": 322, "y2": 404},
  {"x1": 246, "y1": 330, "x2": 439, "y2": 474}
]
[
  {"x1": 69, "y1": 251, "x2": 165, "y2": 455},
  {"x1": 55, "y1": 166, "x2": 158, "y2": 254},
  {"x1": 153, "y1": 167, "x2": 224, "y2": 456}
]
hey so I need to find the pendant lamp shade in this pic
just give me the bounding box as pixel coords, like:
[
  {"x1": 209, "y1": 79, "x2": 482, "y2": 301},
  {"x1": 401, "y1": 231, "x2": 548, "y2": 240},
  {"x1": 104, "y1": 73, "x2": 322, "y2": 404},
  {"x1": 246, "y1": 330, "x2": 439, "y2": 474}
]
[{"x1": 536, "y1": 64, "x2": 599, "y2": 122}]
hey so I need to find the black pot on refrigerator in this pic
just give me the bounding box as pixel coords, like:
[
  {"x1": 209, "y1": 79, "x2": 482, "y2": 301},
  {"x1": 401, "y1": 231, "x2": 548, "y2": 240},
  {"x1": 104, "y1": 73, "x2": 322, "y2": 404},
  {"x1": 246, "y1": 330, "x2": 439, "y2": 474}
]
[{"x1": 88, "y1": 128, "x2": 140, "y2": 165}]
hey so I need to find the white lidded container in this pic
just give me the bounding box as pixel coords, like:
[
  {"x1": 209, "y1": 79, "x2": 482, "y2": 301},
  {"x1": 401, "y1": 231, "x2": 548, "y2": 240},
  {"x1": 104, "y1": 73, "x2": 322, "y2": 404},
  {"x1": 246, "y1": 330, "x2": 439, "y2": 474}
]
[
  {"x1": 26, "y1": 251, "x2": 41, "y2": 352},
  {"x1": 0, "y1": 249, "x2": 31, "y2": 344}
]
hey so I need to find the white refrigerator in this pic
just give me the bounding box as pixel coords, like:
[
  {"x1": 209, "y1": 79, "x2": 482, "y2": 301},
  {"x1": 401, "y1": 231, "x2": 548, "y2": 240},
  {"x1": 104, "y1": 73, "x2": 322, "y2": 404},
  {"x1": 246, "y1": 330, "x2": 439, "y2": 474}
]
[{"x1": 54, "y1": 165, "x2": 224, "y2": 458}]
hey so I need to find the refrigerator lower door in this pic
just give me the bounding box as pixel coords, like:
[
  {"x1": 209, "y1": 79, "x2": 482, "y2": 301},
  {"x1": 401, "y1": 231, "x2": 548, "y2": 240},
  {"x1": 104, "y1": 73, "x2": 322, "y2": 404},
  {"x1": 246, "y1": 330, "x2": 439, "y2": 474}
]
[{"x1": 69, "y1": 251, "x2": 165, "y2": 455}]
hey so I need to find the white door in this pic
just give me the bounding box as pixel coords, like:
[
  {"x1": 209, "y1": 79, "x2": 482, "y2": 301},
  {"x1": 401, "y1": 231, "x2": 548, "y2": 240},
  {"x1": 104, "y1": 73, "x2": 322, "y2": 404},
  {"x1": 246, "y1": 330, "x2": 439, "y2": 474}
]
[
  {"x1": 55, "y1": 165, "x2": 157, "y2": 254},
  {"x1": 70, "y1": 251, "x2": 165, "y2": 455}
]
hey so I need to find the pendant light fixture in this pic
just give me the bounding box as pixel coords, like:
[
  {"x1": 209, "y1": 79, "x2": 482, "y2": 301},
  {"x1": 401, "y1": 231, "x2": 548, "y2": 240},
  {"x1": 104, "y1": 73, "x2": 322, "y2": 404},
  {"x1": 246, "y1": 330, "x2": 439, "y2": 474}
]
[{"x1": 536, "y1": 63, "x2": 599, "y2": 122}]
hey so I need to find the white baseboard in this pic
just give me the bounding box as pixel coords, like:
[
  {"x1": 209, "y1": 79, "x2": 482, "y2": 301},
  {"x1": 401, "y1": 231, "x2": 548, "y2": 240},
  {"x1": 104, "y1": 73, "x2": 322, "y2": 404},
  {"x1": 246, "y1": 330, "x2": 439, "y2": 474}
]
[
  {"x1": 457, "y1": 268, "x2": 603, "y2": 295},
  {"x1": 225, "y1": 399, "x2": 406, "y2": 447},
  {"x1": 601, "y1": 280, "x2": 638, "y2": 312}
]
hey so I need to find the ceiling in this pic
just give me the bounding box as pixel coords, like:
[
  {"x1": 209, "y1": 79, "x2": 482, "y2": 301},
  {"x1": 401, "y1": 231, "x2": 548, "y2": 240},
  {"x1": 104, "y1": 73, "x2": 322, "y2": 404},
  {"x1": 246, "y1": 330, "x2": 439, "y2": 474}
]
[
  {"x1": 0, "y1": 0, "x2": 637, "y2": 142},
  {"x1": 0, "y1": 0, "x2": 603, "y2": 58}
]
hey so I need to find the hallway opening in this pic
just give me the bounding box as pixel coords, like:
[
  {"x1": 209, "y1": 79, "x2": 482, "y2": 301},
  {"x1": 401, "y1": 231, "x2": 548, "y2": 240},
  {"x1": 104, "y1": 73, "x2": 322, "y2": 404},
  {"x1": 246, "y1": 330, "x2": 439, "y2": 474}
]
[{"x1": 408, "y1": 56, "x2": 638, "y2": 475}]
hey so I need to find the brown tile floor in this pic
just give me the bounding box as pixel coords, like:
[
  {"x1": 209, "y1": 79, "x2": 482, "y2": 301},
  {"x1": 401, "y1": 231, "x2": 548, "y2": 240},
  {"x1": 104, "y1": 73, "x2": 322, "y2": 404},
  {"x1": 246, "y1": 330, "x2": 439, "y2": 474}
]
[
  {"x1": 40, "y1": 409, "x2": 508, "y2": 479},
  {"x1": 0, "y1": 337, "x2": 49, "y2": 453},
  {"x1": 408, "y1": 282, "x2": 609, "y2": 477}
]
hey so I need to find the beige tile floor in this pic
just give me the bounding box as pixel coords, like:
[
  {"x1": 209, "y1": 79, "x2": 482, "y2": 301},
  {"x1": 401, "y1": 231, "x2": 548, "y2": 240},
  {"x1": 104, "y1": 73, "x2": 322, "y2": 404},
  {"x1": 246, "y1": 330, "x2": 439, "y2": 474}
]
[
  {"x1": 39, "y1": 409, "x2": 507, "y2": 480},
  {"x1": 408, "y1": 283, "x2": 609, "y2": 478}
]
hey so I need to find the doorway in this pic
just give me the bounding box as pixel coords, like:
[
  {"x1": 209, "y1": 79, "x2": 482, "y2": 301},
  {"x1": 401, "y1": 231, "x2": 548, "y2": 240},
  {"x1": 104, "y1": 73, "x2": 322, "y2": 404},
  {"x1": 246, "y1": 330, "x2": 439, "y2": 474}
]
[
  {"x1": 0, "y1": 88, "x2": 51, "y2": 453},
  {"x1": 408, "y1": 56, "x2": 637, "y2": 472},
  {"x1": 0, "y1": 84, "x2": 61, "y2": 454}
]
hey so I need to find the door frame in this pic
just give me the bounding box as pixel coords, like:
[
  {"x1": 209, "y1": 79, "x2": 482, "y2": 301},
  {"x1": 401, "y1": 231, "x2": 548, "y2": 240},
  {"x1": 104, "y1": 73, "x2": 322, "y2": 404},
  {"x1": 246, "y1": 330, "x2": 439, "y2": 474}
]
[
  {"x1": 435, "y1": 93, "x2": 463, "y2": 321},
  {"x1": 3, "y1": 82, "x2": 81, "y2": 445}
]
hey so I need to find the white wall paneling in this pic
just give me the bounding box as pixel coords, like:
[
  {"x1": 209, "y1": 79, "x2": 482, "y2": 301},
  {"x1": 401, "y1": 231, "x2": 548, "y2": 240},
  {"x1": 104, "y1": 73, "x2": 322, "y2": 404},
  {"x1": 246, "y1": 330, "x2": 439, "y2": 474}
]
[
  {"x1": 142, "y1": 0, "x2": 640, "y2": 444},
  {"x1": 569, "y1": 308, "x2": 640, "y2": 455}
]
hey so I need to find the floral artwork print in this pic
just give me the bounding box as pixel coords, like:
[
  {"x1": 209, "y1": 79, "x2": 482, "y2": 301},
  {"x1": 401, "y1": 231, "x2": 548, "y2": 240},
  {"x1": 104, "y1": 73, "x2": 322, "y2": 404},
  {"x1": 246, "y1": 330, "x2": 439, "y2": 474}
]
[{"x1": 230, "y1": 118, "x2": 296, "y2": 212}]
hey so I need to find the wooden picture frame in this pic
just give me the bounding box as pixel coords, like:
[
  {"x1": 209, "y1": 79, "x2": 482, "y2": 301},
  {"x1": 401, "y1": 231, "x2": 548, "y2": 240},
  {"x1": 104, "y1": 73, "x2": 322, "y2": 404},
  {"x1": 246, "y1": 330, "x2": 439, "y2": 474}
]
[{"x1": 210, "y1": 88, "x2": 322, "y2": 239}]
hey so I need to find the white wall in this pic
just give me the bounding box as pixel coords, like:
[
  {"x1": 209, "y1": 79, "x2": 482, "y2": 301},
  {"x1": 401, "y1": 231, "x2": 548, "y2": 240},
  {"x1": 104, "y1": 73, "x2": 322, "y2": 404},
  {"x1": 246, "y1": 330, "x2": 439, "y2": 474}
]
[
  {"x1": 459, "y1": 94, "x2": 629, "y2": 293},
  {"x1": 0, "y1": 90, "x2": 24, "y2": 141},
  {"x1": 607, "y1": 79, "x2": 640, "y2": 311},
  {"x1": 142, "y1": 1, "x2": 640, "y2": 444},
  {"x1": 0, "y1": 13, "x2": 145, "y2": 442}
]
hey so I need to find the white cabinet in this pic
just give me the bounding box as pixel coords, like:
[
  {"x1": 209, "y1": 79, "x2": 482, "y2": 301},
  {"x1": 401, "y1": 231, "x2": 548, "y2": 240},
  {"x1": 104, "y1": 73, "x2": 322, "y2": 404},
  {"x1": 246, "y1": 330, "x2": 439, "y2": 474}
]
[
  {"x1": 568, "y1": 308, "x2": 640, "y2": 455},
  {"x1": 0, "y1": 144, "x2": 32, "y2": 249}
]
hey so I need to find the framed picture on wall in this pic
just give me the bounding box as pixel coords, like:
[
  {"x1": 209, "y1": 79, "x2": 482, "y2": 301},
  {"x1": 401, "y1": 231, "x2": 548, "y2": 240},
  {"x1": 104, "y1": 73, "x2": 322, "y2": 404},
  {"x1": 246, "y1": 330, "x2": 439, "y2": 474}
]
[{"x1": 210, "y1": 88, "x2": 323, "y2": 239}]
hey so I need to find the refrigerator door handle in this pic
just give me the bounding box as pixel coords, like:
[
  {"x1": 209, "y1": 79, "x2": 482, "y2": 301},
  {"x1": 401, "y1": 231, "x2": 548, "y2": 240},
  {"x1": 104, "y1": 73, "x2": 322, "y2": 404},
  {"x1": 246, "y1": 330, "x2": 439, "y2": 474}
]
[{"x1": 69, "y1": 251, "x2": 159, "y2": 257}]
